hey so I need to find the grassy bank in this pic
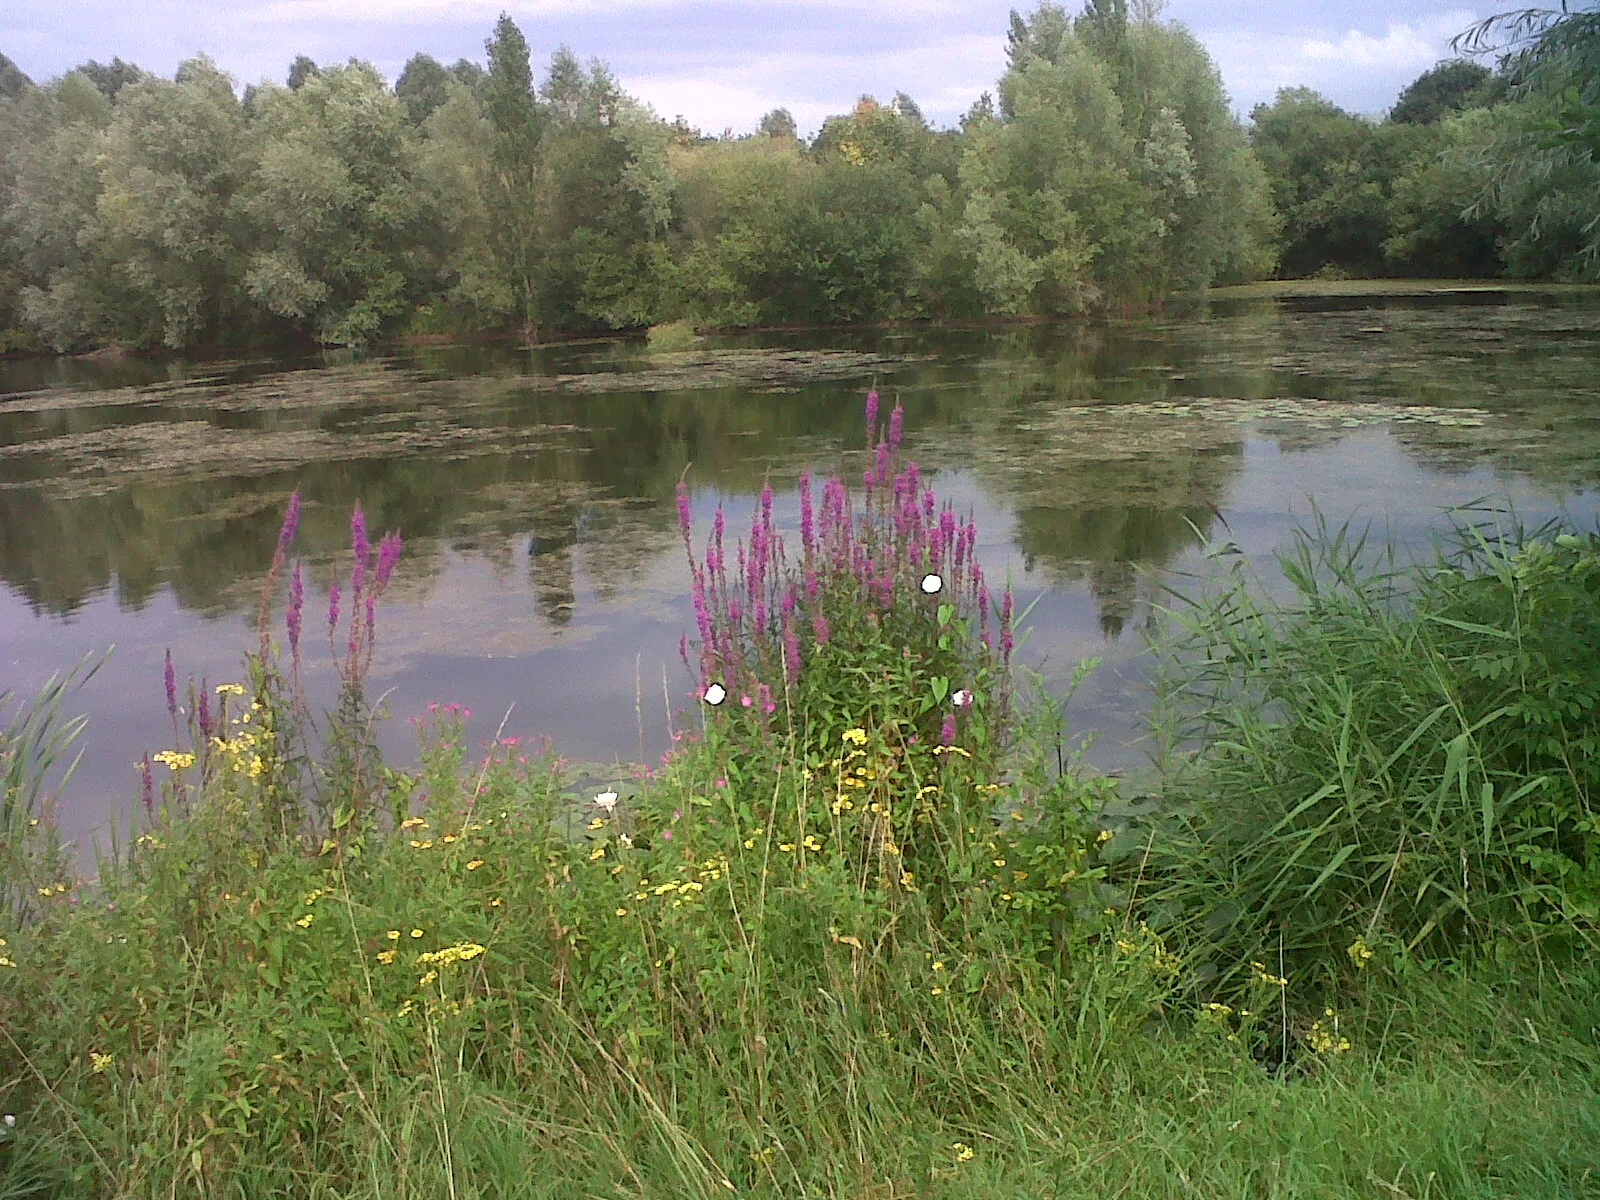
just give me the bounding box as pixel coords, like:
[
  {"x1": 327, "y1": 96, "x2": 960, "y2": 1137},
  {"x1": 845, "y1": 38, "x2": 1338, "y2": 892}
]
[{"x1": 3, "y1": 401, "x2": 1598, "y2": 1197}]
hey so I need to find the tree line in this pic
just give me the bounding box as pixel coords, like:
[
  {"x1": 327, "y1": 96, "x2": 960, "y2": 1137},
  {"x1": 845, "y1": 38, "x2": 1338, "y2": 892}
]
[{"x1": 0, "y1": 1, "x2": 1594, "y2": 354}]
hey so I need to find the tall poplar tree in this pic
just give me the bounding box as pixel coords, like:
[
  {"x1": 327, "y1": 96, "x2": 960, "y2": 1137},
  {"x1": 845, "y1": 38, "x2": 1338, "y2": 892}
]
[{"x1": 483, "y1": 13, "x2": 545, "y2": 335}]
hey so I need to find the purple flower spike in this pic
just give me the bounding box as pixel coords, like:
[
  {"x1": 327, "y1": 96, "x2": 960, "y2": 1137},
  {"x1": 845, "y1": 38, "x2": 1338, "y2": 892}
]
[
  {"x1": 888, "y1": 403, "x2": 904, "y2": 455},
  {"x1": 799, "y1": 470, "x2": 814, "y2": 557},
  {"x1": 1001, "y1": 585, "x2": 1015, "y2": 659},
  {"x1": 812, "y1": 607, "x2": 831, "y2": 648},
  {"x1": 874, "y1": 439, "x2": 890, "y2": 487},
  {"x1": 328, "y1": 574, "x2": 342, "y2": 634},
  {"x1": 164, "y1": 649, "x2": 176, "y2": 717},
  {"x1": 140, "y1": 754, "x2": 154, "y2": 817},
  {"x1": 865, "y1": 388, "x2": 880, "y2": 439},
  {"x1": 277, "y1": 491, "x2": 301, "y2": 557},
  {"x1": 676, "y1": 481, "x2": 692, "y2": 549},
  {"x1": 376, "y1": 531, "x2": 403, "y2": 591},
  {"x1": 939, "y1": 712, "x2": 957, "y2": 747},
  {"x1": 197, "y1": 687, "x2": 213, "y2": 740},
  {"x1": 287, "y1": 562, "x2": 304, "y2": 665}
]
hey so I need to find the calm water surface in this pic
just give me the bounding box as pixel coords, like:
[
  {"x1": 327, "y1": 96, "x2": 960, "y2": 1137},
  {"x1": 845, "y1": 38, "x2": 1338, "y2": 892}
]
[{"x1": 4, "y1": 291, "x2": 1599, "y2": 848}]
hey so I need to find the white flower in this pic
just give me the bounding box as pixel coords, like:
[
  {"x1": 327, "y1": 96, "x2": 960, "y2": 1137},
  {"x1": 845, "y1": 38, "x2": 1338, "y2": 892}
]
[
  {"x1": 952, "y1": 689, "x2": 973, "y2": 708},
  {"x1": 920, "y1": 573, "x2": 943, "y2": 595},
  {"x1": 2, "y1": 1114, "x2": 14, "y2": 1127},
  {"x1": 593, "y1": 791, "x2": 618, "y2": 811},
  {"x1": 703, "y1": 682, "x2": 727, "y2": 706}
]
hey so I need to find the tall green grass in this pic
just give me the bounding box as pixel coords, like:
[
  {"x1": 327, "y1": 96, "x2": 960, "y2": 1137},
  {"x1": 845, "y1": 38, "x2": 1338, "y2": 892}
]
[{"x1": 1142, "y1": 517, "x2": 1600, "y2": 1000}]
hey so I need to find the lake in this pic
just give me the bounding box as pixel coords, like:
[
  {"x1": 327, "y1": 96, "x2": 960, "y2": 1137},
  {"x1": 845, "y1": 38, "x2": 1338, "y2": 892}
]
[{"x1": 4, "y1": 287, "x2": 1599, "y2": 851}]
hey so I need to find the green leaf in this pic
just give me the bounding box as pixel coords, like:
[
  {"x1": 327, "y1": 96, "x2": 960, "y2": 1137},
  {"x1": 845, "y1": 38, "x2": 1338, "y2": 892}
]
[{"x1": 931, "y1": 676, "x2": 949, "y2": 705}]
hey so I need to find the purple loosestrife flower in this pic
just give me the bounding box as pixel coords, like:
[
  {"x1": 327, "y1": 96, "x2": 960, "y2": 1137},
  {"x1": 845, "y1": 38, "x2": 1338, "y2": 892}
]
[
  {"x1": 277, "y1": 490, "x2": 301, "y2": 558},
  {"x1": 287, "y1": 562, "x2": 304, "y2": 666},
  {"x1": 140, "y1": 754, "x2": 154, "y2": 818},
  {"x1": 874, "y1": 439, "x2": 890, "y2": 487},
  {"x1": 865, "y1": 388, "x2": 879, "y2": 439},
  {"x1": 939, "y1": 712, "x2": 957, "y2": 747},
  {"x1": 799, "y1": 470, "x2": 814, "y2": 558},
  {"x1": 375, "y1": 532, "x2": 403, "y2": 591},
  {"x1": 328, "y1": 575, "x2": 342, "y2": 635},
  {"x1": 923, "y1": 488, "x2": 936, "y2": 520},
  {"x1": 812, "y1": 606, "x2": 831, "y2": 647},
  {"x1": 164, "y1": 649, "x2": 176, "y2": 718},
  {"x1": 888, "y1": 403, "x2": 904, "y2": 455},
  {"x1": 1001, "y1": 585, "x2": 1015, "y2": 659},
  {"x1": 691, "y1": 567, "x2": 713, "y2": 649},
  {"x1": 197, "y1": 687, "x2": 213, "y2": 740},
  {"x1": 676, "y1": 481, "x2": 692, "y2": 551},
  {"x1": 350, "y1": 504, "x2": 370, "y2": 599},
  {"x1": 805, "y1": 566, "x2": 819, "y2": 604},
  {"x1": 758, "y1": 682, "x2": 776, "y2": 715}
]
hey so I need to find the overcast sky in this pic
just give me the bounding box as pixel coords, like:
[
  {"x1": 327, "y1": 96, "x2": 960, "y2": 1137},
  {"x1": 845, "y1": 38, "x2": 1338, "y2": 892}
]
[{"x1": 4, "y1": 1, "x2": 1495, "y2": 133}]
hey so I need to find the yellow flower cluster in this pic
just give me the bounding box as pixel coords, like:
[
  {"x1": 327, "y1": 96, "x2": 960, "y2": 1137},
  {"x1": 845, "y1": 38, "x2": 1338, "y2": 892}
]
[
  {"x1": 0, "y1": 936, "x2": 13, "y2": 969},
  {"x1": 842, "y1": 728, "x2": 868, "y2": 746},
  {"x1": 215, "y1": 683, "x2": 247, "y2": 697},
  {"x1": 90, "y1": 1052, "x2": 114, "y2": 1073},
  {"x1": 1347, "y1": 937, "x2": 1375, "y2": 967},
  {"x1": 1306, "y1": 1008, "x2": 1351, "y2": 1054},
  {"x1": 415, "y1": 941, "x2": 486, "y2": 968},
  {"x1": 1250, "y1": 961, "x2": 1289, "y2": 988},
  {"x1": 35, "y1": 883, "x2": 69, "y2": 897},
  {"x1": 151, "y1": 750, "x2": 196, "y2": 771}
]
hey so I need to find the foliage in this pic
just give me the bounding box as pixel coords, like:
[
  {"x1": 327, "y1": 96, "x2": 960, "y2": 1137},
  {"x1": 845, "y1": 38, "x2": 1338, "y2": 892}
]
[
  {"x1": 1389, "y1": 59, "x2": 1501, "y2": 125},
  {"x1": 1143, "y1": 518, "x2": 1600, "y2": 1002}
]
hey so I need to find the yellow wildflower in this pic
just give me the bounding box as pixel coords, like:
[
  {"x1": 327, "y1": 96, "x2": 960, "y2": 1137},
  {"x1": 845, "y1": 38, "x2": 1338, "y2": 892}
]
[
  {"x1": 616, "y1": 908, "x2": 629, "y2": 917},
  {"x1": 779, "y1": 843, "x2": 795, "y2": 853},
  {"x1": 802, "y1": 834, "x2": 823, "y2": 852},
  {"x1": 1347, "y1": 937, "x2": 1374, "y2": 967},
  {"x1": 295, "y1": 914, "x2": 314, "y2": 928},
  {"x1": 952, "y1": 1143, "x2": 974, "y2": 1162},
  {"x1": 90, "y1": 1052, "x2": 114, "y2": 1073},
  {"x1": 215, "y1": 683, "x2": 247, "y2": 696},
  {"x1": 589, "y1": 844, "x2": 606, "y2": 860},
  {"x1": 842, "y1": 728, "x2": 868, "y2": 746},
  {"x1": 419, "y1": 970, "x2": 438, "y2": 987},
  {"x1": 466, "y1": 859, "x2": 484, "y2": 870},
  {"x1": 151, "y1": 750, "x2": 196, "y2": 771},
  {"x1": 410, "y1": 929, "x2": 424, "y2": 938},
  {"x1": 377, "y1": 950, "x2": 398, "y2": 965},
  {"x1": 441, "y1": 834, "x2": 457, "y2": 844},
  {"x1": 386, "y1": 929, "x2": 401, "y2": 940},
  {"x1": 399, "y1": 817, "x2": 428, "y2": 830}
]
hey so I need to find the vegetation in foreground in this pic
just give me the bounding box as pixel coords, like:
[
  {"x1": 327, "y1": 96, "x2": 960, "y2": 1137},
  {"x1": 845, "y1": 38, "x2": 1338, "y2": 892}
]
[{"x1": 2, "y1": 397, "x2": 1599, "y2": 1197}]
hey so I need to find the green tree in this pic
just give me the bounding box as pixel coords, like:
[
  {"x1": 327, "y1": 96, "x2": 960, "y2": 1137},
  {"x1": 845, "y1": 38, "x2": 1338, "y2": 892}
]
[
  {"x1": 396, "y1": 53, "x2": 453, "y2": 126},
  {"x1": 1390, "y1": 59, "x2": 1500, "y2": 125},
  {"x1": 287, "y1": 55, "x2": 319, "y2": 91},
  {"x1": 86, "y1": 57, "x2": 258, "y2": 348},
  {"x1": 482, "y1": 14, "x2": 545, "y2": 334},
  {"x1": 0, "y1": 53, "x2": 32, "y2": 101},
  {"x1": 2, "y1": 71, "x2": 120, "y2": 351},
  {"x1": 1382, "y1": 108, "x2": 1503, "y2": 276},
  {"x1": 76, "y1": 57, "x2": 149, "y2": 102},
  {"x1": 1454, "y1": 3, "x2": 1600, "y2": 277},
  {"x1": 244, "y1": 62, "x2": 443, "y2": 344}
]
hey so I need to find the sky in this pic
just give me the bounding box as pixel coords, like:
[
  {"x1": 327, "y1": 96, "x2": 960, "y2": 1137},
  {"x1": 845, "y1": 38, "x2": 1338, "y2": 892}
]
[{"x1": 3, "y1": 1, "x2": 1497, "y2": 134}]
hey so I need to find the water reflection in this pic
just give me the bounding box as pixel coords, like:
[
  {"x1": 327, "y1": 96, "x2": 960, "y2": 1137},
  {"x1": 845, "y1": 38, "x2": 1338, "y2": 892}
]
[{"x1": 3, "y1": 292, "x2": 1599, "y2": 837}]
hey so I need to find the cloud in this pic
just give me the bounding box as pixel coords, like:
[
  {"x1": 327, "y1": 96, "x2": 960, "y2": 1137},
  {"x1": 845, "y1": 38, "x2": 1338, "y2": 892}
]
[{"x1": 1200, "y1": 9, "x2": 1484, "y2": 116}]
